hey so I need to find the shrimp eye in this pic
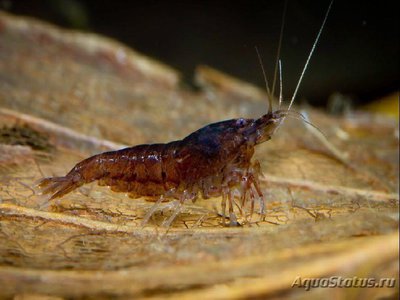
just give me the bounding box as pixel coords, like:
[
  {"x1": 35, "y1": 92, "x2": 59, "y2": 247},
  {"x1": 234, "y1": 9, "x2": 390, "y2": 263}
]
[{"x1": 236, "y1": 118, "x2": 247, "y2": 127}]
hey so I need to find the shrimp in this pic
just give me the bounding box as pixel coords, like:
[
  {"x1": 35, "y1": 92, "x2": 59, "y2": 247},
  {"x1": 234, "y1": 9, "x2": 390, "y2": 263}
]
[{"x1": 37, "y1": 0, "x2": 334, "y2": 227}]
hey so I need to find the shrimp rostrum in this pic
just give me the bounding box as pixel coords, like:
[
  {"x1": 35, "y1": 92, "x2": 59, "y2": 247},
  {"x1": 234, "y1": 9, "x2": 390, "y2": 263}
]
[{"x1": 38, "y1": 0, "x2": 333, "y2": 227}]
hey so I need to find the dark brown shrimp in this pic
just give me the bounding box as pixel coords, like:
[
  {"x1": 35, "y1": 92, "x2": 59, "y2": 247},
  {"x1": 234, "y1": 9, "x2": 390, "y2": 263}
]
[
  {"x1": 38, "y1": 112, "x2": 283, "y2": 226},
  {"x1": 37, "y1": 0, "x2": 334, "y2": 227}
]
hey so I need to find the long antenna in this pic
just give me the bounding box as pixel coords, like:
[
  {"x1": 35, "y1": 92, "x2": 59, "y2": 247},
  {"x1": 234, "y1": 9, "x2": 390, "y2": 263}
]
[
  {"x1": 287, "y1": 0, "x2": 334, "y2": 111},
  {"x1": 271, "y1": 0, "x2": 288, "y2": 98},
  {"x1": 278, "y1": 59, "x2": 283, "y2": 109},
  {"x1": 255, "y1": 46, "x2": 273, "y2": 114}
]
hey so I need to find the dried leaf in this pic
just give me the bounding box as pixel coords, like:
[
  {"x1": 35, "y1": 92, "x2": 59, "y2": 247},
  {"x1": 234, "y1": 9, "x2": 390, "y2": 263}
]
[{"x1": 0, "y1": 12, "x2": 398, "y2": 299}]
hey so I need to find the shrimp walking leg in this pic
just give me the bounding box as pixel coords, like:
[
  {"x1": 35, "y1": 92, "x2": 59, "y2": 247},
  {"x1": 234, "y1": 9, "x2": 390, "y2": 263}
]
[
  {"x1": 141, "y1": 195, "x2": 165, "y2": 226},
  {"x1": 252, "y1": 179, "x2": 265, "y2": 218},
  {"x1": 246, "y1": 160, "x2": 266, "y2": 218},
  {"x1": 162, "y1": 190, "x2": 194, "y2": 228},
  {"x1": 221, "y1": 190, "x2": 228, "y2": 226},
  {"x1": 227, "y1": 190, "x2": 238, "y2": 226},
  {"x1": 248, "y1": 187, "x2": 256, "y2": 222},
  {"x1": 247, "y1": 173, "x2": 265, "y2": 218}
]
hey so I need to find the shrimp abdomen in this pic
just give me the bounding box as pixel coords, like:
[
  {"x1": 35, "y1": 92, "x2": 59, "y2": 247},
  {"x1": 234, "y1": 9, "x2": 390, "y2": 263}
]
[{"x1": 37, "y1": 143, "x2": 183, "y2": 199}]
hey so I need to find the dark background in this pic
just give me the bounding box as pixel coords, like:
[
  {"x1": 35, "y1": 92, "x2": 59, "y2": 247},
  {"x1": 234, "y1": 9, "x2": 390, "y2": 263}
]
[{"x1": 3, "y1": 0, "x2": 399, "y2": 107}]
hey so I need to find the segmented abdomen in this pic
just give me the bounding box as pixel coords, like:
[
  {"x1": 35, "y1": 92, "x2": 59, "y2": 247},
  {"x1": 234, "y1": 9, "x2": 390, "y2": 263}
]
[{"x1": 74, "y1": 141, "x2": 182, "y2": 197}]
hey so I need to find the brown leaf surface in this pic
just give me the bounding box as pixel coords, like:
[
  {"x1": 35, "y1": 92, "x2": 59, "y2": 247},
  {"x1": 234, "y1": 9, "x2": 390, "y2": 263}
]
[{"x1": 0, "y1": 12, "x2": 398, "y2": 299}]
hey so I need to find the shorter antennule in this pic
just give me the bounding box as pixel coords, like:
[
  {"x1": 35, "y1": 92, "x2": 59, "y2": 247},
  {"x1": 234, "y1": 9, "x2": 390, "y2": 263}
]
[{"x1": 255, "y1": 46, "x2": 273, "y2": 114}]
